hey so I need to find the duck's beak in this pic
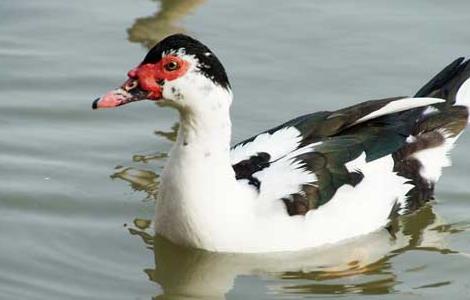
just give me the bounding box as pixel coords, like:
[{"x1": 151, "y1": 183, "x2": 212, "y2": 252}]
[
  {"x1": 92, "y1": 79, "x2": 147, "y2": 109},
  {"x1": 92, "y1": 77, "x2": 162, "y2": 109}
]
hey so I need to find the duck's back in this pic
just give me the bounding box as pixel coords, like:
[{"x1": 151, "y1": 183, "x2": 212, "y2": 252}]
[{"x1": 231, "y1": 58, "x2": 470, "y2": 223}]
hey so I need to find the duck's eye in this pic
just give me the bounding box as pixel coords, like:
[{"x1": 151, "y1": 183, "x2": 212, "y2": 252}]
[{"x1": 164, "y1": 61, "x2": 179, "y2": 72}]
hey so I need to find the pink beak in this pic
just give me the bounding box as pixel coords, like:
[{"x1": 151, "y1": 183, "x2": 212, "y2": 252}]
[
  {"x1": 93, "y1": 64, "x2": 165, "y2": 110},
  {"x1": 92, "y1": 77, "x2": 157, "y2": 110},
  {"x1": 92, "y1": 90, "x2": 128, "y2": 109}
]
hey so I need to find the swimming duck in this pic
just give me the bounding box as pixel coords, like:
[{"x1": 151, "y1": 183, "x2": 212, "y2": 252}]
[{"x1": 93, "y1": 34, "x2": 469, "y2": 253}]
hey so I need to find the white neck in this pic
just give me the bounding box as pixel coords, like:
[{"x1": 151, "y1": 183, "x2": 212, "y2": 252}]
[
  {"x1": 155, "y1": 86, "x2": 253, "y2": 250},
  {"x1": 176, "y1": 99, "x2": 232, "y2": 160}
]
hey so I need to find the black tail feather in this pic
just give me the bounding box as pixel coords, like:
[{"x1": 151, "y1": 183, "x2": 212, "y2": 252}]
[{"x1": 415, "y1": 57, "x2": 470, "y2": 105}]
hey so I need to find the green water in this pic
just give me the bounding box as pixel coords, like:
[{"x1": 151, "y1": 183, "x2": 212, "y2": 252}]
[{"x1": 1, "y1": 0, "x2": 470, "y2": 299}]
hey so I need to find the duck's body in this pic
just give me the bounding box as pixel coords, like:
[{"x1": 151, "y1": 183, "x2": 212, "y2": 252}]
[{"x1": 94, "y1": 34, "x2": 470, "y2": 253}]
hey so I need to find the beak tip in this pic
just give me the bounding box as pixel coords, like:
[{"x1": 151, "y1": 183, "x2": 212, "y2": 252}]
[{"x1": 92, "y1": 98, "x2": 100, "y2": 110}]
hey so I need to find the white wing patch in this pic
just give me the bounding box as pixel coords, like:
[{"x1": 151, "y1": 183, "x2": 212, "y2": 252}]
[
  {"x1": 411, "y1": 130, "x2": 459, "y2": 182},
  {"x1": 353, "y1": 97, "x2": 445, "y2": 125},
  {"x1": 237, "y1": 139, "x2": 322, "y2": 214},
  {"x1": 345, "y1": 153, "x2": 411, "y2": 213},
  {"x1": 314, "y1": 153, "x2": 413, "y2": 231},
  {"x1": 231, "y1": 127, "x2": 321, "y2": 211},
  {"x1": 253, "y1": 157, "x2": 317, "y2": 206},
  {"x1": 230, "y1": 127, "x2": 302, "y2": 164}
]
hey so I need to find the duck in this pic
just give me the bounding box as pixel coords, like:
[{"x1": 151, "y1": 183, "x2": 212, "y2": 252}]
[{"x1": 93, "y1": 34, "x2": 470, "y2": 253}]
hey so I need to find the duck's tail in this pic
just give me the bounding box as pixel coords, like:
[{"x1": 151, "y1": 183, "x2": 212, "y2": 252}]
[
  {"x1": 393, "y1": 58, "x2": 470, "y2": 212},
  {"x1": 415, "y1": 57, "x2": 470, "y2": 118}
]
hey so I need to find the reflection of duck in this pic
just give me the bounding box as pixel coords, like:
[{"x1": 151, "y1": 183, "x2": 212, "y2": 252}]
[
  {"x1": 127, "y1": 0, "x2": 205, "y2": 49},
  {"x1": 110, "y1": 123, "x2": 178, "y2": 200},
  {"x1": 93, "y1": 34, "x2": 470, "y2": 252},
  {"x1": 129, "y1": 206, "x2": 466, "y2": 298},
  {"x1": 111, "y1": 166, "x2": 160, "y2": 200}
]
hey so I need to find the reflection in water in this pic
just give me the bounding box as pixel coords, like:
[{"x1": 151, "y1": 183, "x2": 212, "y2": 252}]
[
  {"x1": 111, "y1": 166, "x2": 160, "y2": 200},
  {"x1": 127, "y1": 205, "x2": 468, "y2": 299},
  {"x1": 127, "y1": 0, "x2": 205, "y2": 49},
  {"x1": 110, "y1": 123, "x2": 178, "y2": 200},
  {"x1": 114, "y1": 124, "x2": 469, "y2": 299},
  {"x1": 155, "y1": 123, "x2": 179, "y2": 142}
]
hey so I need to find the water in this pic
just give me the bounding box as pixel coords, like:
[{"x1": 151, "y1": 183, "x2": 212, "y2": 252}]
[{"x1": 1, "y1": 0, "x2": 470, "y2": 299}]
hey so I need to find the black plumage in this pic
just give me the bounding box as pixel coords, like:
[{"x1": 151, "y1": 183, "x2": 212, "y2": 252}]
[{"x1": 142, "y1": 34, "x2": 231, "y2": 89}]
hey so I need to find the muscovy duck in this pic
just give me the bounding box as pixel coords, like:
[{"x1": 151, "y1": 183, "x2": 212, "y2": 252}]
[{"x1": 93, "y1": 34, "x2": 470, "y2": 253}]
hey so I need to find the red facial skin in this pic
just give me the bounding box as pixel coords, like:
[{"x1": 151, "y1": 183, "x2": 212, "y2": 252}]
[
  {"x1": 129, "y1": 55, "x2": 190, "y2": 100},
  {"x1": 93, "y1": 55, "x2": 189, "y2": 109}
]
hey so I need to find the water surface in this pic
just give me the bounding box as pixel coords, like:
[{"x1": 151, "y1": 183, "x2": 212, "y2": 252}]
[{"x1": 1, "y1": 0, "x2": 470, "y2": 299}]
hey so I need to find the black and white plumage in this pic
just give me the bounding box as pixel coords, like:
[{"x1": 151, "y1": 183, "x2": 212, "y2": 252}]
[{"x1": 94, "y1": 34, "x2": 470, "y2": 252}]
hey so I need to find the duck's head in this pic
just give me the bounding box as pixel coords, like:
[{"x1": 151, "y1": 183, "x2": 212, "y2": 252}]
[{"x1": 92, "y1": 34, "x2": 231, "y2": 111}]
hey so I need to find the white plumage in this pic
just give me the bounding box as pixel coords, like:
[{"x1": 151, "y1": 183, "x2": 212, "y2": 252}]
[
  {"x1": 353, "y1": 97, "x2": 445, "y2": 125},
  {"x1": 412, "y1": 130, "x2": 459, "y2": 183}
]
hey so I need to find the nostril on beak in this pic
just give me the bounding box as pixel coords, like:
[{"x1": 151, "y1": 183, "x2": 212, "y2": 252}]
[
  {"x1": 157, "y1": 79, "x2": 164, "y2": 86},
  {"x1": 125, "y1": 80, "x2": 138, "y2": 91}
]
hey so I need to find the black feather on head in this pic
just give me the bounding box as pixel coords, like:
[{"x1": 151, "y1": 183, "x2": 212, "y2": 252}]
[{"x1": 142, "y1": 34, "x2": 231, "y2": 89}]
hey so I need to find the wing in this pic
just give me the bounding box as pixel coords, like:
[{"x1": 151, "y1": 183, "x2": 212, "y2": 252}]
[
  {"x1": 231, "y1": 97, "x2": 443, "y2": 164},
  {"x1": 230, "y1": 96, "x2": 445, "y2": 213}
]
